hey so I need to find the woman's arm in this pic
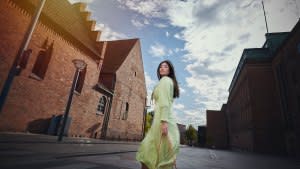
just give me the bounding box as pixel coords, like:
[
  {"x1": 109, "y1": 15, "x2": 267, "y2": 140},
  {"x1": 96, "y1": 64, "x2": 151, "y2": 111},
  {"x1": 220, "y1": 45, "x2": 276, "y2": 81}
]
[{"x1": 157, "y1": 77, "x2": 174, "y2": 135}]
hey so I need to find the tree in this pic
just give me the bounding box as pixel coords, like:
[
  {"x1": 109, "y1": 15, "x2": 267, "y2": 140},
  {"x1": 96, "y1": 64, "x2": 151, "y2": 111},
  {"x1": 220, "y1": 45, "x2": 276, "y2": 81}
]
[
  {"x1": 185, "y1": 124, "x2": 197, "y2": 146},
  {"x1": 144, "y1": 111, "x2": 154, "y2": 135}
]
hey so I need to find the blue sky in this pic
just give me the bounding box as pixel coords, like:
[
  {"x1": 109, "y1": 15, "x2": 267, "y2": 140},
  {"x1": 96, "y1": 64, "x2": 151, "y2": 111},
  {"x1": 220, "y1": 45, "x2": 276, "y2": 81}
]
[{"x1": 69, "y1": 0, "x2": 300, "y2": 128}]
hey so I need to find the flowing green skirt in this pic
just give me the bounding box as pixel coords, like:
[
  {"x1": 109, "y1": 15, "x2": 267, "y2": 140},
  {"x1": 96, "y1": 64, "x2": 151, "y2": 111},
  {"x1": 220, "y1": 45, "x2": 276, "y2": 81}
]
[{"x1": 136, "y1": 113, "x2": 180, "y2": 169}]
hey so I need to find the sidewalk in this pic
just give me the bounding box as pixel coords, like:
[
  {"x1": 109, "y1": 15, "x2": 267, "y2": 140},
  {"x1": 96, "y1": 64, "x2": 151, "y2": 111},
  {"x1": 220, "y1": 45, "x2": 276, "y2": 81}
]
[
  {"x1": 0, "y1": 131, "x2": 140, "y2": 145},
  {"x1": 0, "y1": 132, "x2": 142, "y2": 169}
]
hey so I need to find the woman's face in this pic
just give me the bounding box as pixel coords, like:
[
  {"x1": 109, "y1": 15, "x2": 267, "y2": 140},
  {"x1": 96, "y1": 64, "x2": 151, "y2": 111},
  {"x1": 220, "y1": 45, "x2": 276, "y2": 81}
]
[{"x1": 159, "y1": 62, "x2": 170, "y2": 77}]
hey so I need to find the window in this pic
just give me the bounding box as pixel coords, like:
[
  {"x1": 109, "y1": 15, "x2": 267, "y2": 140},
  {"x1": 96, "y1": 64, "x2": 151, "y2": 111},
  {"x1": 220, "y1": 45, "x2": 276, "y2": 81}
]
[
  {"x1": 75, "y1": 65, "x2": 87, "y2": 94},
  {"x1": 97, "y1": 96, "x2": 106, "y2": 115},
  {"x1": 134, "y1": 72, "x2": 136, "y2": 77},
  {"x1": 16, "y1": 49, "x2": 32, "y2": 76},
  {"x1": 19, "y1": 49, "x2": 32, "y2": 69},
  {"x1": 122, "y1": 102, "x2": 129, "y2": 120},
  {"x1": 31, "y1": 42, "x2": 54, "y2": 80},
  {"x1": 41, "y1": 37, "x2": 48, "y2": 49}
]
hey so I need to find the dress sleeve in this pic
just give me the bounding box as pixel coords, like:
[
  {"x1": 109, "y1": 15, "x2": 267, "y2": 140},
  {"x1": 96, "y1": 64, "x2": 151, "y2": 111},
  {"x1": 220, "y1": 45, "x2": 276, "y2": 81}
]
[{"x1": 156, "y1": 76, "x2": 173, "y2": 122}]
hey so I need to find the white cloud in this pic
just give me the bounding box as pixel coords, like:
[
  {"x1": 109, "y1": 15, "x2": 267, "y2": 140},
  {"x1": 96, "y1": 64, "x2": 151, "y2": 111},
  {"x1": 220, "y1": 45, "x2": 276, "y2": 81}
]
[
  {"x1": 165, "y1": 0, "x2": 196, "y2": 27},
  {"x1": 166, "y1": 31, "x2": 170, "y2": 37},
  {"x1": 179, "y1": 87, "x2": 185, "y2": 94},
  {"x1": 144, "y1": 72, "x2": 157, "y2": 108},
  {"x1": 144, "y1": 19, "x2": 150, "y2": 25},
  {"x1": 173, "y1": 103, "x2": 185, "y2": 110},
  {"x1": 118, "y1": 0, "x2": 300, "y2": 124},
  {"x1": 154, "y1": 23, "x2": 168, "y2": 28},
  {"x1": 175, "y1": 48, "x2": 184, "y2": 53},
  {"x1": 145, "y1": 71, "x2": 156, "y2": 90},
  {"x1": 131, "y1": 19, "x2": 144, "y2": 28},
  {"x1": 131, "y1": 18, "x2": 150, "y2": 28},
  {"x1": 117, "y1": 0, "x2": 167, "y2": 18},
  {"x1": 174, "y1": 33, "x2": 183, "y2": 40},
  {"x1": 167, "y1": 49, "x2": 173, "y2": 56},
  {"x1": 148, "y1": 42, "x2": 167, "y2": 57},
  {"x1": 175, "y1": 108, "x2": 206, "y2": 127},
  {"x1": 165, "y1": 0, "x2": 286, "y2": 111},
  {"x1": 95, "y1": 23, "x2": 127, "y2": 41}
]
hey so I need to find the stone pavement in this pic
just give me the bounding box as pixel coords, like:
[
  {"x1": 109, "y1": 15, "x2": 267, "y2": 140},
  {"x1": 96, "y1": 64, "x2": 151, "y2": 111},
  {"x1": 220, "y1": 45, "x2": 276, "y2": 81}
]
[{"x1": 0, "y1": 132, "x2": 299, "y2": 169}]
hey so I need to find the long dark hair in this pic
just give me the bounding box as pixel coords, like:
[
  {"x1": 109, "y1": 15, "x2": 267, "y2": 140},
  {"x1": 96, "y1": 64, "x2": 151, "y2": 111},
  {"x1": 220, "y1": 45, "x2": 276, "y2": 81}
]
[{"x1": 157, "y1": 60, "x2": 180, "y2": 98}]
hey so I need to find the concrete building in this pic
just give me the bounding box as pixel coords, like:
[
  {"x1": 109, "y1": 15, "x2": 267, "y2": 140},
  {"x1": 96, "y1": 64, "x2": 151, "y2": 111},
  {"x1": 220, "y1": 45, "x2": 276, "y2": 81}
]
[
  {"x1": 206, "y1": 104, "x2": 228, "y2": 149},
  {"x1": 0, "y1": 0, "x2": 146, "y2": 141},
  {"x1": 272, "y1": 20, "x2": 300, "y2": 156}
]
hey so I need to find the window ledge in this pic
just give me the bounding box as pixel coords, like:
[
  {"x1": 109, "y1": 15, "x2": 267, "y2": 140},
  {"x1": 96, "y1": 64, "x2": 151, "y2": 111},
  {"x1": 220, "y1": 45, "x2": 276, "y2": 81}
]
[{"x1": 29, "y1": 73, "x2": 42, "y2": 81}]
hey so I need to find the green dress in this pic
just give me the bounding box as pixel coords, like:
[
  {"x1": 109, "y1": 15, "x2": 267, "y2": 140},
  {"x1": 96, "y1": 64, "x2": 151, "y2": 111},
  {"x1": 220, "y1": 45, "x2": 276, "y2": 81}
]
[{"x1": 136, "y1": 76, "x2": 180, "y2": 169}]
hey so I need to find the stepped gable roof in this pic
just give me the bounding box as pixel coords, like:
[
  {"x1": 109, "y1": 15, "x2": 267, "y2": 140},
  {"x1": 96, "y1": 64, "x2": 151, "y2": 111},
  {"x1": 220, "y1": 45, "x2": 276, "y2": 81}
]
[{"x1": 12, "y1": 0, "x2": 101, "y2": 59}]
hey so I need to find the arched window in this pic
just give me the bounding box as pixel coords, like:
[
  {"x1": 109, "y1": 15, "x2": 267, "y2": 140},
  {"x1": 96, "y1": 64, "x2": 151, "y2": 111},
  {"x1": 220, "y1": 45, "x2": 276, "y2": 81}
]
[
  {"x1": 122, "y1": 102, "x2": 129, "y2": 120},
  {"x1": 97, "y1": 96, "x2": 106, "y2": 115}
]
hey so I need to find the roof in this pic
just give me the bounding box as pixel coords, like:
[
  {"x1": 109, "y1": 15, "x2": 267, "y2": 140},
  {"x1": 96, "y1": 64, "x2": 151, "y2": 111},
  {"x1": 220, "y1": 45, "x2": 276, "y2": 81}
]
[
  {"x1": 228, "y1": 30, "x2": 292, "y2": 93},
  {"x1": 100, "y1": 39, "x2": 139, "y2": 73},
  {"x1": 263, "y1": 32, "x2": 289, "y2": 53},
  {"x1": 12, "y1": 0, "x2": 101, "y2": 59}
]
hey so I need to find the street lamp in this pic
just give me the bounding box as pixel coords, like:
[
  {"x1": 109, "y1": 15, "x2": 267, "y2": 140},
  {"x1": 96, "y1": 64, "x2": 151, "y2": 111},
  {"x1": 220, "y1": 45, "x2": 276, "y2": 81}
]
[
  {"x1": 57, "y1": 59, "x2": 86, "y2": 142},
  {"x1": 0, "y1": 0, "x2": 47, "y2": 113}
]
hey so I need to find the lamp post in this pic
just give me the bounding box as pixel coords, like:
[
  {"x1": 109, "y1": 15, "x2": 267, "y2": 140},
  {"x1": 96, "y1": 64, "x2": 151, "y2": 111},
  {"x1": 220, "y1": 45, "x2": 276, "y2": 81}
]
[
  {"x1": 0, "y1": 0, "x2": 46, "y2": 113},
  {"x1": 57, "y1": 59, "x2": 86, "y2": 142}
]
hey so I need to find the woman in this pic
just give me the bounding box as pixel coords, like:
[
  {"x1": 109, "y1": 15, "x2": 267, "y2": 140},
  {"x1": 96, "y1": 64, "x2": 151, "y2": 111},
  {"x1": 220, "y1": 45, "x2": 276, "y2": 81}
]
[{"x1": 136, "y1": 60, "x2": 180, "y2": 169}]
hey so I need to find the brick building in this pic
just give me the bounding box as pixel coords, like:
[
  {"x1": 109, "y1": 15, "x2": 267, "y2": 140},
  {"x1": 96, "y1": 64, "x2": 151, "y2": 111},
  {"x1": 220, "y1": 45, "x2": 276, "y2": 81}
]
[
  {"x1": 177, "y1": 123, "x2": 186, "y2": 144},
  {"x1": 272, "y1": 20, "x2": 300, "y2": 156},
  {"x1": 225, "y1": 27, "x2": 299, "y2": 154},
  {"x1": 95, "y1": 39, "x2": 147, "y2": 140},
  {"x1": 197, "y1": 126, "x2": 206, "y2": 147},
  {"x1": 0, "y1": 0, "x2": 146, "y2": 141},
  {"x1": 213, "y1": 20, "x2": 300, "y2": 156},
  {"x1": 206, "y1": 104, "x2": 228, "y2": 149}
]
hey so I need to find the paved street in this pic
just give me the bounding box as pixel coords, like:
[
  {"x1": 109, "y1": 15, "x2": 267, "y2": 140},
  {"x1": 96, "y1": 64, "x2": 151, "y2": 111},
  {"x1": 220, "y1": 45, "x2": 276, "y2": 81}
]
[{"x1": 0, "y1": 132, "x2": 299, "y2": 169}]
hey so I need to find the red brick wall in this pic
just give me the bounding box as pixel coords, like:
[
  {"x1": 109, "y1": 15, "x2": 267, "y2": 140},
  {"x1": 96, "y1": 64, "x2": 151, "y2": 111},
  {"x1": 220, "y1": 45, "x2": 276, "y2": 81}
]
[
  {"x1": 206, "y1": 110, "x2": 228, "y2": 149},
  {"x1": 106, "y1": 41, "x2": 147, "y2": 141},
  {"x1": 0, "y1": 0, "x2": 105, "y2": 138},
  {"x1": 247, "y1": 63, "x2": 285, "y2": 154},
  {"x1": 227, "y1": 66, "x2": 253, "y2": 151},
  {"x1": 272, "y1": 23, "x2": 300, "y2": 156}
]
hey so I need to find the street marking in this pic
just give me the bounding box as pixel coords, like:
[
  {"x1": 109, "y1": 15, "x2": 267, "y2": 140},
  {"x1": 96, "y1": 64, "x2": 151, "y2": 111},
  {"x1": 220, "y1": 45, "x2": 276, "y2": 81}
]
[{"x1": 209, "y1": 150, "x2": 217, "y2": 160}]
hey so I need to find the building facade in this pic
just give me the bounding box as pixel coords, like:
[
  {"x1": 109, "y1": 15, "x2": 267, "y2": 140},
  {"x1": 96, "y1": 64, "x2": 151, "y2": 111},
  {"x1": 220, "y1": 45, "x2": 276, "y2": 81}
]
[
  {"x1": 0, "y1": 0, "x2": 146, "y2": 141},
  {"x1": 206, "y1": 104, "x2": 228, "y2": 149},
  {"x1": 96, "y1": 39, "x2": 147, "y2": 141},
  {"x1": 197, "y1": 126, "x2": 206, "y2": 147},
  {"x1": 227, "y1": 47, "x2": 286, "y2": 154},
  {"x1": 177, "y1": 123, "x2": 186, "y2": 144},
  {"x1": 272, "y1": 20, "x2": 300, "y2": 156}
]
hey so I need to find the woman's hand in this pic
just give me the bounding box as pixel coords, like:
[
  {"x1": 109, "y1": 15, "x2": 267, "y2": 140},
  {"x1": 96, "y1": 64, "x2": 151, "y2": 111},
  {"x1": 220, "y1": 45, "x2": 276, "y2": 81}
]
[{"x1": 161, "y1": 121, "x2": 168, "y2": 136}]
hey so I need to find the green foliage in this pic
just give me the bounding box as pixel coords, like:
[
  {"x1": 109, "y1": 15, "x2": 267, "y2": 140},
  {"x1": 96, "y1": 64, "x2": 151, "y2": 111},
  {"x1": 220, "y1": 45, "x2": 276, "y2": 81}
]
[
  {"x1": 185, "y1": 124, "x2": 197, "y2": 145},
  {"x1": 144, "y1": 111, "x2": 154, "y2": 135}
]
